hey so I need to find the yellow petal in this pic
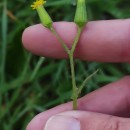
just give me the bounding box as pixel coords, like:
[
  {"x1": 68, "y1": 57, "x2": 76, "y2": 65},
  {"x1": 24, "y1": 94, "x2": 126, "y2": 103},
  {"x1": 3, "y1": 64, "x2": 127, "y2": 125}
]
[{"x1": 31, "y1": 0, "x2": 46, "y2": 10}]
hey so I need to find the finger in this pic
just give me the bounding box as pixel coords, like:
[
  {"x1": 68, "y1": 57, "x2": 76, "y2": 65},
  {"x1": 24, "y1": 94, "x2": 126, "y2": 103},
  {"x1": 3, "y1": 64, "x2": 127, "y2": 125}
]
[
  {"x1": 26, "y1": 76, "x2": 130, "y2": 130},
  {"x1": 22, "y1": 19, "x2": 130, "y2": 62},
  {"x1": 78, "y1": 76, "x2": 130, "y2": 117},
  {"x1": 44, "y1": 111, "x2": 130, "y2": 130}
]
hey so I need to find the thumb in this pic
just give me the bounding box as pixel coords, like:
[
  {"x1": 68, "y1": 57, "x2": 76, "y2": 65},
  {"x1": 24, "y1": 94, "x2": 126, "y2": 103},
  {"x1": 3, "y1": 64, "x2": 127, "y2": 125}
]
[{"x1": 44, "y1": 111, "x2": 130, "y2": 130}]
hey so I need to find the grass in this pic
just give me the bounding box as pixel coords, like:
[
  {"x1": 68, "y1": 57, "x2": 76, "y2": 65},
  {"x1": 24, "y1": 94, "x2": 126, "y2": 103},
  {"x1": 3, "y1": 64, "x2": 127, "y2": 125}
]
[{"x1": 0, "y1": 0, "x2": 130, "y2": 129}]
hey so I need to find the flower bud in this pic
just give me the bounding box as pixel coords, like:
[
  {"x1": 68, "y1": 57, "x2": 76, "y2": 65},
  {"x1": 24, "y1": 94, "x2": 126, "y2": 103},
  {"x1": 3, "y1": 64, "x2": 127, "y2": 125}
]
[
  {"x1": 31, "y1": 0, "x2": 53, "y2": 29},
  {"x1": 74, "y1": 0, "x2": 87, "y2": 27},
  {"x1": 36, "y1": 6, "x2": 53, "y2": 29}
]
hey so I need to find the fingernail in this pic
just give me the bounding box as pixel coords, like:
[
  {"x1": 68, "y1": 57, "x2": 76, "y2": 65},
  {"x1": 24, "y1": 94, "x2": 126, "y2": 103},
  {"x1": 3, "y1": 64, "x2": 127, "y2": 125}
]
[{"x1": 44, "y1": 115, "x2": 80, "y2": 130}]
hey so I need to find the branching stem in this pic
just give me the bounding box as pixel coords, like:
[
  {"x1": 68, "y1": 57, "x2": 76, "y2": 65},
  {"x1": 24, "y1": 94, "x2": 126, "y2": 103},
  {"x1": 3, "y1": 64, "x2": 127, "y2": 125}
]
[
  {"x1": 51, "y1": 27, "x2": 70, "y2": 55},
  {"x1": 51, "y1": 25, "x2": 84, "y2": 110},
  {"x1": 69, "y1": 26, "x2": 83, "y2": 110}
]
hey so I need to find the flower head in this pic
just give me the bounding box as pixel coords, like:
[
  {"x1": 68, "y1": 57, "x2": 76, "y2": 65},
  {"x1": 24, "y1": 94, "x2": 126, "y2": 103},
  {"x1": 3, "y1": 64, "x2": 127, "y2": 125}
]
[
  {"x1": 31, "y1": 0, "x2": 46, "y2": 10},
  {"x1": 74, "y1": 0, "x2": 87, "y2": 27},
  {"x1": 31, "y1": 0, "x2": 53, "y2": 29}
]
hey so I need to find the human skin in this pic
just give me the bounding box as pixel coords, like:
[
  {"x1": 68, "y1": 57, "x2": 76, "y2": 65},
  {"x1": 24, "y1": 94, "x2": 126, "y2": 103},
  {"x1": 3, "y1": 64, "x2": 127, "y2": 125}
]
[{"x1": 22, "y1": 19, "x2": 130, "y2": 130}]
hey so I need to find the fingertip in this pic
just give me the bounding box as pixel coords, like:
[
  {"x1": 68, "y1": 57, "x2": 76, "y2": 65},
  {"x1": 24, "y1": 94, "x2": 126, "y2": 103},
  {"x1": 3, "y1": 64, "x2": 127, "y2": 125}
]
[
  {"x1": 26, "y1": 117, "x2": 36, "y2": 130},
  {"x1": 26, "y1": 113, "x2": 44, "y2": 130},
  {"x1": 22, "y1": 24, "x2": 50, "y2": 54},
  {"x1": 22, "y1": 25, "x2": 31, "y2": 50},
  {"x1": 25, "y1": 103, "x2": 71, "y2": 130}
]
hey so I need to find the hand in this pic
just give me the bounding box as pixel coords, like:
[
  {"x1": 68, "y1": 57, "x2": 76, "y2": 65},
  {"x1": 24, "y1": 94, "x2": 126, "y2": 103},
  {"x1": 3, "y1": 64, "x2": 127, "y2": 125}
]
[{"x1": 22, "y1": 20, "x2": 130, "y2": 130}]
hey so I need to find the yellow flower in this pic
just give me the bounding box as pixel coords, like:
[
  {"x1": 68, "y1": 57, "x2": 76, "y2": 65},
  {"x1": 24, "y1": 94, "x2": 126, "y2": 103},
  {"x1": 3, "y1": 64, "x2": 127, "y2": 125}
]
[
  {"x1": 31, "y1": 0, "x2": 46, "y2": 10},
  {"x1": 31, "y1": 0, "x2": 53, "y2": 28}
]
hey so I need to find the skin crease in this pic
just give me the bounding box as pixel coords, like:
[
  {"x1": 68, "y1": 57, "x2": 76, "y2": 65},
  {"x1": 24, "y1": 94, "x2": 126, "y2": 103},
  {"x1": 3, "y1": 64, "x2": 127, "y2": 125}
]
[{"x1": 22, "y1": 19, "x2": 130, "y2": 130}]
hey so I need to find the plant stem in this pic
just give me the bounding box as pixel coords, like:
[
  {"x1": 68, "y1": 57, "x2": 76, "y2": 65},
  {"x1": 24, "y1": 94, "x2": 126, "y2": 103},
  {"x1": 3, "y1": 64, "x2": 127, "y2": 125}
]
[
  {"x1": 69, "y1": 53, "x2": 77, "y2": 110},
  {"x1": 30, "y1": 57, "x2": 45, "y2": 81},
  {"x1": 71, "y1": 26, "x2": 83, "y2": 54},
  {"x1": 50, "y1": 27, "x2": 70, "y2": 55},
  {"x1": 51, "y1": 25, "x2": 83, "y2": 110},
  {"x1": 21, "y1": 53, "x2": 32, "y2": 82},
  {"x1": 69, "y1": 26, "x2": 83, "y2": 110},
  {"x1": 78, "y1": 69, "x2": 99, "y2": 95}
]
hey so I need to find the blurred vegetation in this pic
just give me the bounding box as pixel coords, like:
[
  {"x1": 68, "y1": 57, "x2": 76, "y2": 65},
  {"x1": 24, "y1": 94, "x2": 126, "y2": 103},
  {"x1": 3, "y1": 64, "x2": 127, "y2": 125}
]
[{"x1": 0, "y1": 0, "x2": 130, "y2": 129}]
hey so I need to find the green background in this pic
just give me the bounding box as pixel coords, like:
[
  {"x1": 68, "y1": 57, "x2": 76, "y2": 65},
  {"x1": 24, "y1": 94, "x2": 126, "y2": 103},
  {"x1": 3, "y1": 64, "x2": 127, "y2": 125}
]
[{"x1": 0, "y1": 0, "x2": 130, "y2": 129}]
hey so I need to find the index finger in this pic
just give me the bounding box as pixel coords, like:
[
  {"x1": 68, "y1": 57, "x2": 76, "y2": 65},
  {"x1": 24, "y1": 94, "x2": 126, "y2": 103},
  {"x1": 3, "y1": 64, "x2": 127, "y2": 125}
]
[{"x1": 22, "y1": 19, "x2": 130, "y2": 62}]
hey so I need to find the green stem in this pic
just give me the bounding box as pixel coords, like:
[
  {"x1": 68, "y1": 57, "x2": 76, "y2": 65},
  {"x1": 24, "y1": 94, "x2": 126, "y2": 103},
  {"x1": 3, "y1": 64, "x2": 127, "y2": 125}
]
[
  {"x1": 50, "y1": 25, "x2": 83, "y2": 110},
  {"x1": 69, "y1": 53, "x2": 77, "y2": 110},
  {"x1": 78, "y1": 69, "x2": 99, "y2": 95},
  {"x1": 69, "y1": 26, "x2": 83, "y2": 110},
  {"x1": 71, "y1": 26, "x2": 83, "y2": 53},
  {"x1": 51, "y1": 27, "x2": 70, "y2": 55},
  {"x1": 30, "y1": 57, "x2": 45, "y2": 81},
  {"x1": 21, "y1": 53, "x2": 32, "y2": 82}
]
